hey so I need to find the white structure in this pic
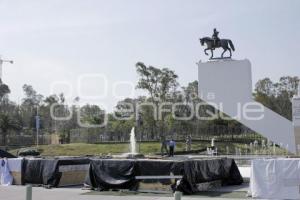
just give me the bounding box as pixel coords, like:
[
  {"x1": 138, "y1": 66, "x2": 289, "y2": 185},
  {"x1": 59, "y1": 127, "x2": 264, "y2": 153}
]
[
  {"x1": 249, "y1": 159, "x2": 300, "y2": 199},
  {"x1": 292, "y1": 85, "x2": 300, "y2": 153},
  {"x1": 198, "y1": 59, "x2": 296, "y2": 153}
]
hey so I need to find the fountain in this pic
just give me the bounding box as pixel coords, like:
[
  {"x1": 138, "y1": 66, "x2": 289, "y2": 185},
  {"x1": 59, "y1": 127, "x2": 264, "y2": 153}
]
[
  {"x1": 226, "y1": 146, "x2": 229, "y2": 155},
  {"x1": 119, "y1": 127, "x2": 144, "y2": 159},
  {"x1": 130, "y1": 127, "x2": 137, "y2": 154},
  {"x1": 211, "y1": 137, "x2": 215, "y2": 147}
]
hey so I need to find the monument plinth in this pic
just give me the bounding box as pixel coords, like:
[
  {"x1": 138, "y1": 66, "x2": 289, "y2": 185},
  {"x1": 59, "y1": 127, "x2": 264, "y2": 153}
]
[
  {"x1": 292, "y1": 86, "x2": 300, "y2": 154},
  {"x1": 198, "y1": 59, "x2": 295, "y2": 153}
]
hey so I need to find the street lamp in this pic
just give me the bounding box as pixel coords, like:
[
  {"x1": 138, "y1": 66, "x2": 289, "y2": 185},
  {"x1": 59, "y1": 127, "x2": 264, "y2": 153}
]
[
  {"x1": 136, "y1": 113, "x2": 143, "y2": 153},
  {"x1": 0, "y1": 56, "x2": 14, "y2": 80}
]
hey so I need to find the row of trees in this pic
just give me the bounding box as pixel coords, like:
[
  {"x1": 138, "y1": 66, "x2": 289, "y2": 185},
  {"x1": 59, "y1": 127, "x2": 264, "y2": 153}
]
[
  {"x1": 0, "y1": 62, "x2": 299, "y2": 147},
  {"x1": 254, "y1": 76, "x2": 299, "y2": 120}
]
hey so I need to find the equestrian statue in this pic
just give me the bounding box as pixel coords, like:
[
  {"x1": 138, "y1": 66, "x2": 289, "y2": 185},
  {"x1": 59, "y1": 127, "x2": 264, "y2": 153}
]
[{"x1": 199, "y1": 29, "x2": 235, "y2": 59}]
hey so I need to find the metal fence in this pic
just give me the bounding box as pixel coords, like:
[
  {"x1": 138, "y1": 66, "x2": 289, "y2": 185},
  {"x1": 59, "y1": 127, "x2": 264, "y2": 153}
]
[
  {"x1": 69, "y1": 125, "x2": 257, "y2": 144},
  {"x1": 0, "y1": 133, "x2": 59, "y2": 146}
]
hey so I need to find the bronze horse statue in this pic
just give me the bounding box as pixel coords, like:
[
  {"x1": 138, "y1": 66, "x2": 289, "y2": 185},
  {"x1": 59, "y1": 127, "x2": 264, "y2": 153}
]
[{"x1": 199, "y1": 37, "x2": 235, "y2": 59}]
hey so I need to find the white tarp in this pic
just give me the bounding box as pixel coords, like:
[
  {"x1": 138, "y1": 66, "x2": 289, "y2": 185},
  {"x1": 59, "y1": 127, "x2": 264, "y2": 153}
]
[
  {"x1": 4, "y1": 158, "x2": 23, "y2": 172},
  {"x1": 0, "y1": 158, "x2": 22, "y2": 186},
  {"x1": 249, "y1": 158, "x2": 300, "y2": 199},
  {"x1": 0, "y1": 159, "x2": 13, "y2": 186}
]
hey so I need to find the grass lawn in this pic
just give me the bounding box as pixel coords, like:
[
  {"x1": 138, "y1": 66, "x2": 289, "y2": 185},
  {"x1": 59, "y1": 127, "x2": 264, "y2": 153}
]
[{"x1": 9, "y1": 141, "x2": 287, "y2": 157}]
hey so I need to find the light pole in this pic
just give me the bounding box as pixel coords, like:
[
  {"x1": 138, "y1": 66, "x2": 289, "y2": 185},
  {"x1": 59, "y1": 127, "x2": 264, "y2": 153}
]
[
  {"x1": 137, "y1": 114, "x2": 143, "y2": 153},
  {"x1": 0, "y1": 56, "x2": 13, "y2": 81}
]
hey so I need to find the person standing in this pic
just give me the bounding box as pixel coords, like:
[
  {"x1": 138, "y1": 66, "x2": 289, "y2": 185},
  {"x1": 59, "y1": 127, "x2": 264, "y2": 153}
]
[
  {"x1": 186, "y1": 135, "x2": 192, "y2": 151},
  {"x1": 160, "y1": 136, "x2": 169, "y2": 156},
  {"x1": 169, "y1": 139, "x2": 176, "y2": 157}
]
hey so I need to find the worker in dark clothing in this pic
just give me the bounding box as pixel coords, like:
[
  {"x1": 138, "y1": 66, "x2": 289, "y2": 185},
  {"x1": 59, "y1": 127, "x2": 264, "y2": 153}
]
[
  {"x1": 169, "y1": 139, "x2": 176, "y2": 157},
  {"x1": 161, "y1": 136, "x2": 169, "y2": 156}
]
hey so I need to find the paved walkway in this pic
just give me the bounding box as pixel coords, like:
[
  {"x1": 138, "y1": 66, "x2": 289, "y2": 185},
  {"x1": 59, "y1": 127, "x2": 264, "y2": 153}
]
[{"x1": 0, "y1": 185, "x2": 253, "y2": 200}]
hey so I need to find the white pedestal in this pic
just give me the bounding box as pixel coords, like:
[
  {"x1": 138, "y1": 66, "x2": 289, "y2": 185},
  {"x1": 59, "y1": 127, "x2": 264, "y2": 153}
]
[
  {"x1": 198, "y1": 59, "x2": 295, "y2": 153},
  {"x1": 292, "y1": 96, "x2": 300, "y2": 153}
]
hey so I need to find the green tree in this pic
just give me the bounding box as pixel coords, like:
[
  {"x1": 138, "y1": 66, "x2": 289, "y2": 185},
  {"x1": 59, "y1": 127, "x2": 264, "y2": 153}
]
[
  {"x1": 79, "y1": 104, "x2": 104, "y2": 125},
  {"x1": 0, "y1": 78, "x2": 10, "y2": 100},
  {"x1": 0, "y1": 79, "x2": 12, "y2": 114},
  {"x1": 22, "y1": 84, "x2": 43, "y2": 107},
  {"x1": 254, "y1": 76, "x2": 299, "y2": 120},
  {"x1": 135, "y1": 62, "x2": 178, "y2": 137},
  {"x1": 0, "y1": 113, "x2": 21, "y2": 148},
  {"x1": 21, "y1": 84, "x2": 44, "y2": 129}
]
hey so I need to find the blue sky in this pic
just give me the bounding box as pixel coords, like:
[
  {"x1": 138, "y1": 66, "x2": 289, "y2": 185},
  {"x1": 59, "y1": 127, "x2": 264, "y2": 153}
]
[{"x1": 0, "y1": 0, "x2": 299, "y2": 111}]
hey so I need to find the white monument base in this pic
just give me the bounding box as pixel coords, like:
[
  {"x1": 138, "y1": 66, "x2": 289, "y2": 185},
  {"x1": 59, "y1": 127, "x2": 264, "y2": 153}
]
[
  {"x1": 292, "y1": 95, "x2": 300, "y2": 154},
  {"x1": 198, "y1": 59, "x2": 295, "y2": 153}
]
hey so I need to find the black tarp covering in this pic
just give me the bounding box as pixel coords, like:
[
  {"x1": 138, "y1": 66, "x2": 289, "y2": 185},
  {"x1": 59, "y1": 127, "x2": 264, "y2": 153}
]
[
  {"x1": 22, "y1": 157, "x2": 90, "y2": 186},
  {"x1": 85, "y1": 158, "x2": 243, "y2": 194},
  {"x1": 86, "y1": 159, "x2": 139, "y2": 191},
  {"x1": 136, "y1": 160, "x2": 184, "y2": 185},
  {"x1": 178, "y1": 158, "x2": 243, "y2": 194},
  {"x1": 0, "y1": 149, "x2": 16, "y2": 158},
  {"x1": 136, "y1": 160, "x2": 183, "y2": 176}
]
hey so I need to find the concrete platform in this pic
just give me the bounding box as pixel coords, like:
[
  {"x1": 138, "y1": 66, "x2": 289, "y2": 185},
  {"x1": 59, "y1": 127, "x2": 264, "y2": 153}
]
[{"x1": 0, "y1": 184, "x2": 256, "y2": 200}]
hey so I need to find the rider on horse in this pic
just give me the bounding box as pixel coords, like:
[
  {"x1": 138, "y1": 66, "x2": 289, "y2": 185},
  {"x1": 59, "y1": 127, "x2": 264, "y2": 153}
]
[
  {"x1": 199, "y1": 29, "x2": 235, "y2": 59},
  {"x1": 212, "y1": 28, "x2": 220, "y2": 47}
]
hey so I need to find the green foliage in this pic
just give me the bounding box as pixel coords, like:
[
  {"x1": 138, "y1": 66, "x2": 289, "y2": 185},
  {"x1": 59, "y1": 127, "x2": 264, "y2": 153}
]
[
  {"x1": 79, "y1": 104, "x2": 104, "y2": 125},
  {"x1": 135, "y1": 62, "x2": 179, "y2": 137},
  {"x1": 136, "y1": 62, "x2": 178, "y2": 102},
  {"x1": 0, "y1": 113, "x2": 21, "y2": 146},
  {"x1": 0, "y1": 78, "x2": 10, "y2": 100},
  {"x1": 22, "y1": 84, "x2": 43, "y2": 107},
  {"x1": 0, "y1": 64, "x2": 299, "y2": 150},
  {"x1": 9, "y1": 141, "x2": 287, "y2": 156},
  {"x1": 254, "y1": 76, "x2": 299, "y2": 120}
]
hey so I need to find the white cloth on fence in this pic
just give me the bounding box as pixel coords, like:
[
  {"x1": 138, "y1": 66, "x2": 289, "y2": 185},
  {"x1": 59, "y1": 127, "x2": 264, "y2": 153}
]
[
  {"x1": 5, "y1": 158, "x2": 23, "y2": 172},
  {"x1": 0, "y1": 159, "x2": 13, "y2": 186},
  {"x1": 249, "y1": 158, "x2": 300, "y2": 199}
]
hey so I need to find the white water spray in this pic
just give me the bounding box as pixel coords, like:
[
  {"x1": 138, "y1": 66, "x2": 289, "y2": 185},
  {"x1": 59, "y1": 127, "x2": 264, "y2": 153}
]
[{"x1": 130, "y1": 127, "x2": 137, "y2": 154}]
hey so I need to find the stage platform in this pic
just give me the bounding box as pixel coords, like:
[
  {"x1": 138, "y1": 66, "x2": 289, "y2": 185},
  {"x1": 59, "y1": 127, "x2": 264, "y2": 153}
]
[
  {"x1": 1, "y1": 157, "x2": 243, "y2": 194},
  {"x1": 85, "y1": 158, "x2": 243, "y2": 194}
]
